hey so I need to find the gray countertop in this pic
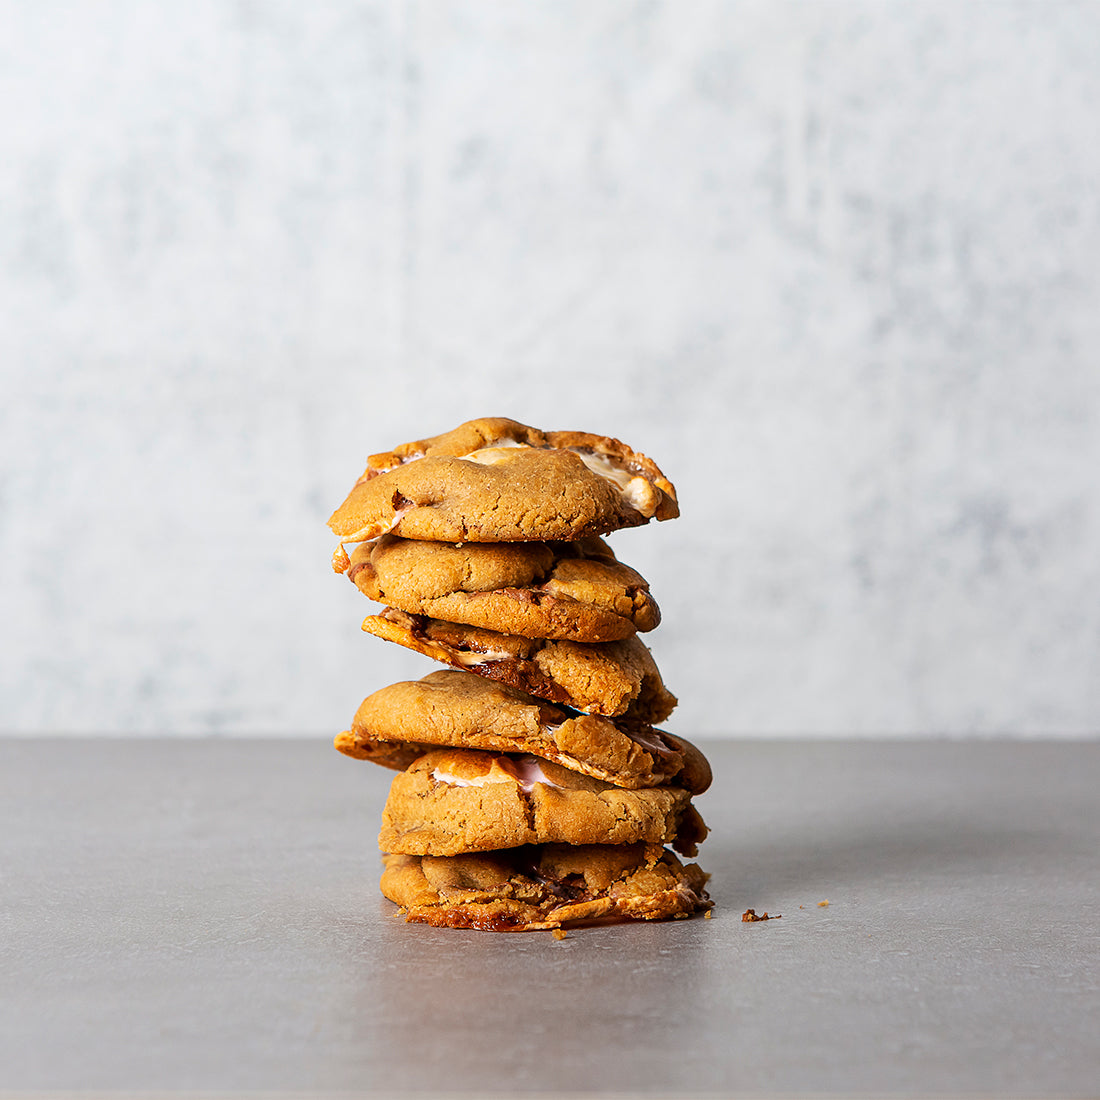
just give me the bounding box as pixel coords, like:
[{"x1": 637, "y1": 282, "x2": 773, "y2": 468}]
[{"x1": 2, "y1": 738, "x2": 1097, "y2": 1098}]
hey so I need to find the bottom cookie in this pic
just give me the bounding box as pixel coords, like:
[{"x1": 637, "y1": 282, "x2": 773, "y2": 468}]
[{"x1": 380, "y1": 842, "x2": 712, "y2": 932}]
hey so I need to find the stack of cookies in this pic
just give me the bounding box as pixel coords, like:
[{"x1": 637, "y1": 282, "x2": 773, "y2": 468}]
[{"x1": 328, "y1": 418, "x2": 712, "y2": 932}]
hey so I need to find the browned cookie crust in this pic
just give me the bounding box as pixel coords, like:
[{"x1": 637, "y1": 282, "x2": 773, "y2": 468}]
[
  {"x1": 361, "y1": 608, "x2": 677, "y2": 722},
  {"x1": 346, "y1": 535, "x2": 659, "y2": 643},
  {"x1": 378, "y1": 749, "x2": 708, "y2": 857},
  {"x1": 328, "y1": 417, "x2": 678, "y2": 565},
  {"x1": 380, "y1": 843, "x2": 712, "y2": 932},
  {"x1": 335, "y1": 669, "x2": 711, "y2": 793}
]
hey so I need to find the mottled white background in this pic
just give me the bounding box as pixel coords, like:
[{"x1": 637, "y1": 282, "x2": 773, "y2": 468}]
[{"x1": 3, "y1": 1, "x2": 1099, "y2": 737}]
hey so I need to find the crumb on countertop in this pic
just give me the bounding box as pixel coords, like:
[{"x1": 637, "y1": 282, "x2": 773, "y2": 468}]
[{"x1": 741, "y1": 908, "x2": 781, "y2": 922}]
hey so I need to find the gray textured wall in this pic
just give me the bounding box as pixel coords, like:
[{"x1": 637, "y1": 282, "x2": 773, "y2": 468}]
[{"x1": 4, "y1": 1, "x2": 1099, "y2": 737}]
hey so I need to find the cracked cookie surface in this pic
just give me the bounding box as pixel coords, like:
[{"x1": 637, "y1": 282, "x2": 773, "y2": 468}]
[
  {"x1": 335, "y1": 669, "x2": 710, "y2": 793},
  {"x1": 378, "y1": 748, "x2": 708, "y2": 857},
  {"x1": 360, "y1": 608, "x2": 677, "y2": 721},
  {"x1": 328, "y1": 417, "x2": 678, "y2": 560},
  {"x1": 347, "y1": 535, "x2": 660, "y2": 642},
  {"x1": 380, "y1": 842, "x2": 712, "y2": 931}
]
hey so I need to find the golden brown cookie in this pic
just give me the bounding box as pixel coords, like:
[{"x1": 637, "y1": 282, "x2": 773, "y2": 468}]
[
  {"x1": 360, "y1": 608, "x2": 677, "y2": 722},
  {"x1": 377, "y1": 748, "x2": 708, "y2": 857},
  {"x1": 335, "y1": 669, "x2": 711, "y2": 793},
  {"x1": 346, "y1": 535, "x2": 659, "y2": 642},
  {"x1": 380, "y1": 843, "x2": 712, "y2": 932},
  {"x1": 328, "y1": 417, "x2": 678, "y2": 568}
]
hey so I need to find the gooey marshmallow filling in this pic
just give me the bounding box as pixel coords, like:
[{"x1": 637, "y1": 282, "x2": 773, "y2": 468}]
[
  {"x1": 431, "y1": 754, "x2": 562, "y2": 793},
  {"x1": 452, "y1": 647, "x2": 512, "y2": 667}
]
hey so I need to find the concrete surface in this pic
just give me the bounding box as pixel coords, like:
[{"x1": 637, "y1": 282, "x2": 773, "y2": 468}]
[{"x1": 2, "y1": 737, "x2": 1097, "y2": 1097}]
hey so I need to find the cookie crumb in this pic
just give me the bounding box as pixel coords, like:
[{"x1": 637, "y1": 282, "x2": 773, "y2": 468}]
[
  {"x1": 741, "y1": 908, "x2": 781, "y2": 922},
  {"x1": 817, "y1": 900, "x2": 830, "y2": 907},
  {"x1": 704, "y1": 909, "x2": 713, "y2": 919},
  {"x1": 332, "y1": 544, "x2": 351, "y2": 573},
  {"x1": 552, "y1": 928, "x2": 568, "y2": 940}
]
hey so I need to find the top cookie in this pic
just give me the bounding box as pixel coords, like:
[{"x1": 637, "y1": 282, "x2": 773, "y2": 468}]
[{"x1": 328, "y1": 418, "x2": 678, "y2": 569}]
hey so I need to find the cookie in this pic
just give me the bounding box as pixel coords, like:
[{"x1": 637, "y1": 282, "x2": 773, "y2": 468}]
[
  {"x1": 346, "y1": 535, "x2": 660, "y2": 642},
  {"x1": 328, "y1": 417, "x2": 678, "y2": 567},
  {"x1": 380, "y1": 843, "x2": 712, "y2": 931},
  {"x1": 360, "y1": 608, "x2": 677, "y2": 722},
  {"x1": 377, "y1": 748, "x2": 708, "y2": 857},
  {"x1": 335, "y1": 669, "x2": 711, "y2": 793}
]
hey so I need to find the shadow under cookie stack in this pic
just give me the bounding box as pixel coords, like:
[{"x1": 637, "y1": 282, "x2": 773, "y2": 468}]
[{"x1": 328, "y1": 418, "x2": 712, "y2": 933}]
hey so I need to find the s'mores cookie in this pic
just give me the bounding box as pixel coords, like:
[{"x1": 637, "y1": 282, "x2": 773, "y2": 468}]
[
  {"x1": 381, "y1": 843, "x2": 712, "y2": 931},
  {"x1": 335, "y1": 669, "x2": 711, "y2": 793},
  {"x1": 378, "y1": 749, "x2": 708, "y2": 857},
  {"x1": 360, "y1": 608, "x2": 677, "y2": 722},
  {"x1": 328, "y1": 417, "x2": 678, "y2": 567},
  {"x1": 347, "y1": 535, "x2": 660, "y2": 643}
]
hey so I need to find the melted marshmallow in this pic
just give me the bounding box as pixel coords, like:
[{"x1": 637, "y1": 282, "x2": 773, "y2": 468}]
[
  {"x1": 452, "y1": 648, "x2": 512, "y2": 667},
  {"x1": 570, "y1": 449, "x2": 659, "y2": 517},
  {"x1": 334, "y1": 501, "x2": 414, "y2": 560},
  {"x1": 431, "y1": 755, "x2": 561, "y2": 793},
  {"x1": 460, "y1": 439, "x2": 530, "y2": 466}
]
